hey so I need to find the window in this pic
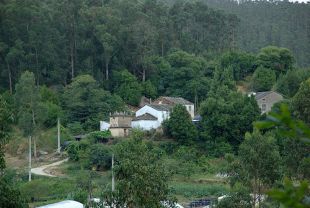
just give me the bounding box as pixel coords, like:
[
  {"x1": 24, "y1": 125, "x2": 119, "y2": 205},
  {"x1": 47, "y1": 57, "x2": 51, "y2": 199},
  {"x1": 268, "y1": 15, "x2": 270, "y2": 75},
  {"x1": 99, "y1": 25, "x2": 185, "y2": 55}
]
[
  {"x1": 189, "y1": 106, "x2": 192, "y2": 111},
  {"x1": 262, "y1": 104, "x2": 266, "y2": 111}
]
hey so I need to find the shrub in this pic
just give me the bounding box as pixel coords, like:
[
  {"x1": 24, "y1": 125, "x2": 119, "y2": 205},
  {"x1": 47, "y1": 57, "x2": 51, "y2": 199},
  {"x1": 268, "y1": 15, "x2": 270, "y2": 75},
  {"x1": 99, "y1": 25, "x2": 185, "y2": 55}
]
[
  {"x1": 66, "y1": 140, "x2": 90, "y2": 161},
  {"x1": 88, "y1": 144, "x2": 112, "y2": 171},
  {"x1": 89, "y1": 130, "x2": 112, "y2": 143}
]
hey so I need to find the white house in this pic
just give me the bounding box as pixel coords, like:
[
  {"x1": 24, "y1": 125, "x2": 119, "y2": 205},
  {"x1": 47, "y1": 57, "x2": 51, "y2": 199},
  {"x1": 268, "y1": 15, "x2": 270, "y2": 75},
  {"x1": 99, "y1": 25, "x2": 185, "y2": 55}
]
[
  {"x1": 131, "y1": 113, "x2": 158, "y2": 130},
  {"x1": 100, "y1": 121, "x2": 110, "y2": 131},
  {"x1": 132, "y1": 104, "x2": 172, "y2": 130},
  {"x1": 153, "y1": 96, "x2": 195, "y2": 118}
]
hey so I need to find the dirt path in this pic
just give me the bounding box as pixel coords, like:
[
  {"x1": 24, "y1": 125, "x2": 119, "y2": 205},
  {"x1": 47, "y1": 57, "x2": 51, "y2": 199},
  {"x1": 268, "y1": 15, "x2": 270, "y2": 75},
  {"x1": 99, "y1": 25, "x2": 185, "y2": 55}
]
[{"x1": 31, "y1": 158, "x2": 68, "y2": 177}]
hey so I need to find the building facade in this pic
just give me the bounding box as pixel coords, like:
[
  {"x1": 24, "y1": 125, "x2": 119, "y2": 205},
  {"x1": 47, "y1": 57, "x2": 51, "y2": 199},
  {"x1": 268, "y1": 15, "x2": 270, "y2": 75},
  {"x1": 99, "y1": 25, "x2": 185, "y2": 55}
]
[
  {"x1": 254, "y1": 91, "x2": 284, "y2": 114},
  {"x1": 109, "y1": 112, "x2": 133, "y2": 137}
]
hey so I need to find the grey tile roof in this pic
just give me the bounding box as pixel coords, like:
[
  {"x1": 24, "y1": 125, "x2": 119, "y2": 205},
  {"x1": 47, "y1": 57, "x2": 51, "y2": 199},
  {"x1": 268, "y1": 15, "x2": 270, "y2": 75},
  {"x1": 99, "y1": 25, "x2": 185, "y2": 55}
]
[
  {"x1": 254, "y1": 91, "x2": 282, "y2": 100},
  {"x1": 132, "y1": 113, "x2": 158, "y2": 121},
  {"x1": 147, "y1": 104, "x2": 173, "y2": 111},
  {"x1": 161, "y1": 96, "x2": 193, "y2": 105}
]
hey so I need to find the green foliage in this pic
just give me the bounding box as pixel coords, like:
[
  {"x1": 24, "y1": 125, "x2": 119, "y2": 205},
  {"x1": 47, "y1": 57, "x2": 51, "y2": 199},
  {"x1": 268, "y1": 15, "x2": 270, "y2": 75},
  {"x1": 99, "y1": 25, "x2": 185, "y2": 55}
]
[
  {"x1": 255, "y1": 104, "x2": 310, "y2": 206},
  {"x1": 0, "y1": 93, "x2": 12, "y2": 170},
  {"x1": 217, "y1": 184, "x2": 252, "y2": 208},
  {"x1": 89, "y1": 130, "x2": 112, "y2": 143},
  {"x1": 268, "y1": 179, "x2": 310, "y2": 208},
  {"x1": 219, "y1": 51, "x2": 257, "y2": 81},
  {"x1": 164, "y1": 104, "x2": 197, "y2": 144},
  {"x1": 239, "y1": 131, "x2": 281, "y2": 187},
  {"x1": 171, "y1": 182, "x2": 228, "y2": 198},
  {"x1": 88, "y1": 144, "x2": 112, "y2": 171},
  {"x1": 113, "y1": 70, "x2": 143, "y2": 106},
  {"x1": 275, "y1": 69, "x2": 310, "y2": 98},
  {"x1": 62, "y1": 75, "x2": 124, "y2": 131},
  {"x1": 105, "y1": 137, "x2": 174, "y2": 207},
  {"x1": 66, "y1": 140, "x2": 90, "y2": 162},
  {"x1": 291, "y1": 78, "x2": 310, "y2": 124},
  {"x1": 251, "y1": 66, "x2": 276, "y2": 91},
  {"x1": 257, "y1": 46, "x2": 295, "y2": 76},
  {"x1": 225, "y1": 130, "x2": 281, "y2": 207},
  {"x1": 200, "y1": 91, "x2": 260, "y2": 152},
  {"x1": 142, "y1": 80, "x2": 157, "y2": 99},
  {"x1": 14, "y1": 71, "x2": 40, "y2": 136},
  {"x1": 0, "y1": 174, "x2": 27, "y2": 208},
  {"x1": 255, "y1": 104, "x2": 310, "y2": 143}
]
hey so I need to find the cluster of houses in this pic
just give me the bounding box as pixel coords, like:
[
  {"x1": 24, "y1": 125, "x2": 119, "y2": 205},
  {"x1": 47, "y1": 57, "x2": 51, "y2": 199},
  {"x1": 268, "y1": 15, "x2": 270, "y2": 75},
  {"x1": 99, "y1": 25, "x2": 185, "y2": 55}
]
[
  {"x1": 100, "y1": 96, "x2": 195, "y2": 137},
  {"x1": 100, "y1": 91, "x2": 284, "y2": 137}
]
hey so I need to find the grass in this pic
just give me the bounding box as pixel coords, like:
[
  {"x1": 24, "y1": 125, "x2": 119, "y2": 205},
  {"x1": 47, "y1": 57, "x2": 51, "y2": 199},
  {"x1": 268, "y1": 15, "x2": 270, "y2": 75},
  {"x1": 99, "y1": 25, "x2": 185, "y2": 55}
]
[
  {"x1": 170, "y1": 181, "x2": 229, "y2": 199},
  {"x1": 6, "y1": 127, "x2": 231, "y2": 206}
]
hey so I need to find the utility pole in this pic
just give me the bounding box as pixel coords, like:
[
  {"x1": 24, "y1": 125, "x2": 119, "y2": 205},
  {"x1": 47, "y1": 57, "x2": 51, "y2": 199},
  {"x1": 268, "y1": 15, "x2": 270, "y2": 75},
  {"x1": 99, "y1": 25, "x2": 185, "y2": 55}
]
[
  {"x1": 57, "y1": 118, "x2": 61, "y2": 153},
  {"x1": 29, "y1": 136, "x2": 32, "y2": 182},
  {"x1": 112, "y1": 154, "x2": 115, "y2": 192}
]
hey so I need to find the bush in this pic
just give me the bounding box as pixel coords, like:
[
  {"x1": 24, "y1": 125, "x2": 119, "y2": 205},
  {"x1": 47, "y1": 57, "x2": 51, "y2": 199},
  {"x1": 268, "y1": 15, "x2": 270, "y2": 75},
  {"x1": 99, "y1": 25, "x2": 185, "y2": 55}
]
[
  {"x1": 89, "y1": 130, "x2": 112, "y2": 143},
  {"x1": 88, "y1": 144, "x2": 112, "y2": 171},
  {"x1": 66, "y1": 140, "x2": 90, "y2": 161}
]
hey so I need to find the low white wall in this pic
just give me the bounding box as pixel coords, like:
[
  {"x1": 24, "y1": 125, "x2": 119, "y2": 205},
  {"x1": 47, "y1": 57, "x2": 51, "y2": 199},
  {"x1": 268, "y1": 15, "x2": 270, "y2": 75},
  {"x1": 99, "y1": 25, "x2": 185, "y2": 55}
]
[{"x1": 132, "y1": 120, "x2": 159, "y2": 131}]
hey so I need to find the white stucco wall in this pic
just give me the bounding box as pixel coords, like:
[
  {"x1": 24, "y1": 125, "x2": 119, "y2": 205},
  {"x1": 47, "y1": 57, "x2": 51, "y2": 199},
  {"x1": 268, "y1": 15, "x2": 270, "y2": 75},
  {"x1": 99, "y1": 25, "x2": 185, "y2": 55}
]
[
  {"x1": 135, "y1": 105, "x2": 170, "y2": 124},
  {"x1": 132, "y1": 120, "x2": 159, "y2": 130},
  {"x1": 100, "y1": 121, "x2": 110, "y2": 131},
  {"x1": 184, "y1": 104, "x2": 195, "y2": 118}
]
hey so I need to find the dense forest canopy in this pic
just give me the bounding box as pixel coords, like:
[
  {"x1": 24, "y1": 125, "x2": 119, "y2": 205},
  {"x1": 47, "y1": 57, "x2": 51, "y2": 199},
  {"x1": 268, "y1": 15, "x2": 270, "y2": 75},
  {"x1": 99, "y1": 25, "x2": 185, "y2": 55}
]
[{"x1": 1, "y1": 0, "x2": 309, "y2": 93}]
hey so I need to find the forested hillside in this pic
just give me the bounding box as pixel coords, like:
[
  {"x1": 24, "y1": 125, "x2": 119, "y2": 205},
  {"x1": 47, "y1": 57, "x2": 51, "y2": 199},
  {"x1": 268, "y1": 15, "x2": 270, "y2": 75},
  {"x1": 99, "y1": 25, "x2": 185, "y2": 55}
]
[
  {"x1": 0, "y1": 0, "x2": 237, "y2": 91},
  {"x1": 1, "y1": 0, "x2": 310, "y2": 207},
  {"x1": 171, "y1": 0, "x2": 310, "y2": 67}
]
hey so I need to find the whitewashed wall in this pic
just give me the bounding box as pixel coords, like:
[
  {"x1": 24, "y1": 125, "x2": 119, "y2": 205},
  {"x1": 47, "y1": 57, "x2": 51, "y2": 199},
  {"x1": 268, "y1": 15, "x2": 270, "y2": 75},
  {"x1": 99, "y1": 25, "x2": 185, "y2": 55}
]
[
  {"x1": 135, "y1": 105, "x2": 170, "y2": 124},
  {"x1": 184, "y1": 104, "x2": 195, "y2": 118},
  {"x1": 100, "y1": 121, "x2": 110, "y2": 131},
  {"x1": 132, "y1": 120, "x2": 159, "y2": 130}
]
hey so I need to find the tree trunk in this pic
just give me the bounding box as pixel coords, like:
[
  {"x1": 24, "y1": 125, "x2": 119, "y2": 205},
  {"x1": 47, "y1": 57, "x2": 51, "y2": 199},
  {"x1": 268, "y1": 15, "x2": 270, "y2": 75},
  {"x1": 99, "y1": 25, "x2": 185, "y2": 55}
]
[
  {"x1": 142, "y1": 68, "x2": 146, "y2": 82},
  {"x1": 105, "y1": 60, "x2": 109, "y2": 81},
  {"x1": 35, "y1": 47, "x2": 40, "y2": 85},
  {"x1": 28, "y1": 136, "x2": 32, "y2": 182},
  {"x1": 161, "y1": 40, "x2": 164, "y2": 57},
  {"x1": 33, "y1": 137, "x2": 37, "y2": 159},
  {"x1": 258, "y1": 179, "x2": 261, "y2": 208},
  {"x1": 31, "y1": 110, "x2": 37, "y2": 159},
  {"x1": 7, "y1": 62, "x2": 12, "y2": 94},
  {"x1": 70, "y1": 42, "x2": 74, "y2": 80}
]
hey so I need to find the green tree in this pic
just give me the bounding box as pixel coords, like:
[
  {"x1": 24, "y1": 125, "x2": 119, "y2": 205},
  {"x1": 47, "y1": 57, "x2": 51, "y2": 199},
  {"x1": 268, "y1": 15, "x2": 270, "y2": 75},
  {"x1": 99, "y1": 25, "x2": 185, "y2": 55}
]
[
  {"x1": 251, "y1": 66, "x2": 276, "y2": 91},
  {"x1": 113, "y1": 70, "x2": 143, "y2": 106},
  {"x1": 219, "y1": 51, "x2": 257, "y2": 81},
  {"x1": 291, "y1": 78, "x2": 310, "y2": 124},
  {"x1": 0, "y1": 175, "x2": 27, "y2": 208},
  {"x1": 14, "y1": 71, "x2": 42, "y2": 158},
  {"x1": 62, "y1": 75, "x2": 124, "y2": 131},
  {"x1": 0, "y1": 94, "x2": 12, "y2": 172},
  {"x1": 142, "y1": 80, "x2": 157, "y2": 99},
  {"x1": 88, "y1": 144, "x2": 112, "y2": 171},
  {"x1": 200, "y1": 91, "x2": 260, "y2": 153},
  {"x1": 255, "y1": 104, "x2": 310, "y2": 207},
  {"x1": 226, "y1": 131, "x2": 281, "y2": 207},
  {"x1": 257, "y1": 46, "x2": 294, "y2": 76},
  {"x1": 275, "y1": 69, "x2": 310, "y2": 98},
  {"x1": 105, "y1": 138, "x2": 175, "y2": 208},
  {"x1": 164, "y1": 104, "x2": 197, "y2": 144}
]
